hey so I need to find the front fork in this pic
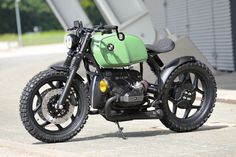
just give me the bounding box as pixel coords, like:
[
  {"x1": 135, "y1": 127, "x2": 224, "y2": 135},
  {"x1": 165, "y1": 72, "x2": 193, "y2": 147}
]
[
  {"x1": 56, "y1": 58, "x2": 82, "y2": 109},
  {"x1": 55, "y1": 33, "x2": 91, "y2": 109}
]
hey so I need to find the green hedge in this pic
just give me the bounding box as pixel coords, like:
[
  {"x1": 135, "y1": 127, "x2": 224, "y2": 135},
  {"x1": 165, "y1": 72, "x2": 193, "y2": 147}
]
[
  {"x1": 0, "y1": 0, "x2": 105, "y2": 34},
  {"x1": 0, "y1": 0, "x2": 62, "y2": 34}
]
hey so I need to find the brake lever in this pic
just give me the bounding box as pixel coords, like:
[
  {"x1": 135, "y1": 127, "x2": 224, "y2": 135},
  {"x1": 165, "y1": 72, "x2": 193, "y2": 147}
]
[
  {"x1": 93, "y1": 23, "x2": 104, "y2": 32},
  {"x1": 101, "y1": 29, "x2": 113, "y2": 35},
  {"x1": 67, "y1": 27, "x2": 77, "y2": 31},
  {"x1": 103, "y1": 25, "x2": 118, "y2": 30}
]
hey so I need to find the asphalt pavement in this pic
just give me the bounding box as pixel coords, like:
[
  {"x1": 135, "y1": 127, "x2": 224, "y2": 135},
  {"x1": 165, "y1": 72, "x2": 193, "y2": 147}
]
[{"x1": 0, "y1": 45, "x2": 236, "y2": 157}]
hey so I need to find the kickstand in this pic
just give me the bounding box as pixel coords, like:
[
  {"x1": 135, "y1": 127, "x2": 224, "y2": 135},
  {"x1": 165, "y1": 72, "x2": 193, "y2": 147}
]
[{"x1": 115, "y1": 121, "x2": 127, "y2": 140}]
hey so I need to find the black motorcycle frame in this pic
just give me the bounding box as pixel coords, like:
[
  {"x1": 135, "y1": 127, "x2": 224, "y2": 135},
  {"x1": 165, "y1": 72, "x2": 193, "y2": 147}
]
[{"x1": 51, "y1": 24, "x2": 196, "y2": 122}]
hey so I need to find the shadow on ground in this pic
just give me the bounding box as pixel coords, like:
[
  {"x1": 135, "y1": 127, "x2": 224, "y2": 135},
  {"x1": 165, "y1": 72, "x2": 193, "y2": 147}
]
[{"x1": 33, "y1": 124, "x2": 228, "y2": 144}]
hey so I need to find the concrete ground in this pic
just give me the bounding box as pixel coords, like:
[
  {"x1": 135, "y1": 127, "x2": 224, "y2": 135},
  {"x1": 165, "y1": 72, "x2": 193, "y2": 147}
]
[{"x1": 0, "y1": 45, "x2": 236, "y2": 157}]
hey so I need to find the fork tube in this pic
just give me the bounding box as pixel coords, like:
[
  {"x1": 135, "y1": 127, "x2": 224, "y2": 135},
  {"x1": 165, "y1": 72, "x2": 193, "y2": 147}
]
[
  {"x1": 57, "y1": 58, "x2": 82, "y2": 108},
  {"x1": 57, "y1": 33, "x2": 91, "y2": 108},
  {"x1": 63, "y1": 50, "x2": 75, "y2": 68}
]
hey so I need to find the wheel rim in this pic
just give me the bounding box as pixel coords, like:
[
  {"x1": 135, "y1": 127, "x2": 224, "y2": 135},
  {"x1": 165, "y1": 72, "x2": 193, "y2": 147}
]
[
  {"x1": 30, "y1": 77, "x2": 82, "y2": 133},
  {"x1": 165, "y1": 70, "x2": 211, "y2": 120}
]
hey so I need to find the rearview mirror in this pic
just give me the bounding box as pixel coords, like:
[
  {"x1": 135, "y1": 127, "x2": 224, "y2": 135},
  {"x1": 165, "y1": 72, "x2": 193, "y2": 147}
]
[{"x1": 74, "y1": 20, "x2": 80, "y2": 28}]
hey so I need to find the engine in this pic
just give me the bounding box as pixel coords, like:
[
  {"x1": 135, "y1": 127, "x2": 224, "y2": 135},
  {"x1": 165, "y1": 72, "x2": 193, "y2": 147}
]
[{"x1": 90, "y1": 69, "x2": 148, "y2": 109}]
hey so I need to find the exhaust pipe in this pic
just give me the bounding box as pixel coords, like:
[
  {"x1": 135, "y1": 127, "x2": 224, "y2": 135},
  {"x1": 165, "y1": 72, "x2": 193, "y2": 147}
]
[
  {"x1": 104, "y1": 95, "x2": 163, "y2": 122},
  {"x1": 104, "y1": 96, "x2": 119, "y2": 120}
]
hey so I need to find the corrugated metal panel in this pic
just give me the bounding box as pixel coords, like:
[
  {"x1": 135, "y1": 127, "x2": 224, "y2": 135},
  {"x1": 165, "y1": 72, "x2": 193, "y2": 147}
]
[
  {"x1": 187, "y1": 0, "x2": 216, "y2": 67},
  {"x1": 144, "y1": 0, "x2": 234, "y2": 71},
  {"x1": 144, "y1": 0, "x2": 167, "y2": 36},
  {"x1": 188, "y1": 0, "x2": 234, "y2": 71},
  {"x1": 213, "y1": 0, "x2": 234, "y2": 71},
  {"x1": 166, "y1": 0, "x2": 188, "y2": 36}
]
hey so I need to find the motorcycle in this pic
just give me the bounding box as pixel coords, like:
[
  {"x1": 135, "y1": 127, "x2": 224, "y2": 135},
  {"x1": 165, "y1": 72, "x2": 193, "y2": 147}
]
[{"x1": 20, "y1": 21, "x2": 217, "y2": 143}]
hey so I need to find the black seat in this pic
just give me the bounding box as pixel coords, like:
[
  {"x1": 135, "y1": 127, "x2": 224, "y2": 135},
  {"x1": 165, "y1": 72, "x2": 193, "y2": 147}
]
[{"x1": 145, "y1": 38, "x2": 175, "y2": 55}]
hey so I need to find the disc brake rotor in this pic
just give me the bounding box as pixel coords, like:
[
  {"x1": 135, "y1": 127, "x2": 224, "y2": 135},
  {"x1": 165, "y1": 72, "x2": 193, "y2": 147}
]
[
  {"x1": 41, "y1": 89, "x2": 75, "y2": 124},
  {"x1": 37, "y1": 89, "x2": 52, "y2": 121}
]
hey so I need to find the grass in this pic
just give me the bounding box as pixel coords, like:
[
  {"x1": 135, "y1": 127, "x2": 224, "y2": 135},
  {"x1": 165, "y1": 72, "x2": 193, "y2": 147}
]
[
  {"x1": 0, "y1": 30, "x2": 66, "y2": 46},
  {"x1": 0, "y1": 34, "x2": 18, "y2": 41}
]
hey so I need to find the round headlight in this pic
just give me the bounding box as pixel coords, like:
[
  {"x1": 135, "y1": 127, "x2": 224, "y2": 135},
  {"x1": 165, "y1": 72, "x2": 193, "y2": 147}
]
[
  {"x1": 65, "y1": 35, "x2": 73, "y2": 49},
  {"x1": 65, "y1": 34, "x2": 79, "y2": 49}
]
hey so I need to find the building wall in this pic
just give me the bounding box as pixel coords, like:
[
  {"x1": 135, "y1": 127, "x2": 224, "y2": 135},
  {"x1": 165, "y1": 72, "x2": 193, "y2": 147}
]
[
  {"x1": 144, "y1": 0, "x2": 235, "y2": 71},
  {"x1": 230, "y1": 0, "x2": 236, "y2": 71}
]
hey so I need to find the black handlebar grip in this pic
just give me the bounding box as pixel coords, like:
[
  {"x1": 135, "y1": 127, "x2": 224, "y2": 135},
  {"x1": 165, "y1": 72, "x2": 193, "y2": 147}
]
[
  {"x1": 67, "y1": 27, "x2": 75, "y2": 31},
  {"x1": 103, "y1": 25, "x2": 118, "y2": 30}
]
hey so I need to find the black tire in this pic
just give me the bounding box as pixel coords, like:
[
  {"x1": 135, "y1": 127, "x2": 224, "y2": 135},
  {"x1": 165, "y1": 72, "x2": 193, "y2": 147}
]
[
  {"x1": 19, "y1": 69, "x2": 89, "y2": 143},
  {"x1": 160, "y1": 61, "x2": 217, "y2": 132}
]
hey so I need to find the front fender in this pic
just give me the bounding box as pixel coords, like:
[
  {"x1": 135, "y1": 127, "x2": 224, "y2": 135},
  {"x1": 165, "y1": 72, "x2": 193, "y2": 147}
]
[
  {"x1": 50, "y1": 65, "x2": 84, "y2": 83},
  {"x1": 159, "y1": 56, "x2": 196, "y2": 89}
]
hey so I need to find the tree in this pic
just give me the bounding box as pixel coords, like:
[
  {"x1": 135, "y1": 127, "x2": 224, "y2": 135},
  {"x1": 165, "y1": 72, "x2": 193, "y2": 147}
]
[
  {"x1": 80, "y1": 0, "x2": 105, "y2": 25},
  {"x1": 0, "y1": 0, "x2": 62, "y2": 34},
  {"x1": 0, "y1": 0, "x2": 105, "y2": 34}
]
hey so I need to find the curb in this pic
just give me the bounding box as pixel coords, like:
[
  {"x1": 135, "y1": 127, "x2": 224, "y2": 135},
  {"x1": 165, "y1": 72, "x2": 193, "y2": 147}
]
[
  {"x1": 216, "y1": 97, "x2": 236, "y2": 104},
  {"x1": 197, "y1": 96, "x2": 236, "y2": 104}
]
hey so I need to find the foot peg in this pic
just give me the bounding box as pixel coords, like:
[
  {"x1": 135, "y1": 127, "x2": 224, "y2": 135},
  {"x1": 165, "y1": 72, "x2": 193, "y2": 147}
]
[{"x1": 115, "y1": 122, "x2": 127, "y2": 140}]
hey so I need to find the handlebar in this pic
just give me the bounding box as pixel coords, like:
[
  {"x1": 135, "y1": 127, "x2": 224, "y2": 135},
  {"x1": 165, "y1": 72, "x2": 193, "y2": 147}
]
[
  {"x1": 67, "y1": 27, "x2": 76, "y2": 31},
  {"x1": 67, "y1": 21, "x2": 125, "y2": 41},
  {"x1": 103, "y1": 25, "x2": 118, "y2": 30},
  {"x1": 94, "y1": 24, "x2": 124, "y2": 40}
]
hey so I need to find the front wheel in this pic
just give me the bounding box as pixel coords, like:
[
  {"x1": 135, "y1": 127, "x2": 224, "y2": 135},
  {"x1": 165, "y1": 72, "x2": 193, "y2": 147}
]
[
  {"x1": 20, "y1": 69, "x2": 89, "y2": 143},
  {"x1": 160, "y1": 61, "x2": 217, "y2": 132}
]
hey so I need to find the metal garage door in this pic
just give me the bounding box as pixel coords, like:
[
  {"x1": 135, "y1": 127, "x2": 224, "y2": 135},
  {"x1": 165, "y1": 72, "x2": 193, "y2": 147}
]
[
  {"x1": 212, "y1": 0, "x2": 234, "y2": 71},
  {"x1": 187, "y1": 0, "x2": 217, "y2": 67},
  {"x1": 144, "y1": 0, "x2": 234, "y2": 71},
  {"x1": 166, "y1": 0, "x2": 189, "y2": 36}
]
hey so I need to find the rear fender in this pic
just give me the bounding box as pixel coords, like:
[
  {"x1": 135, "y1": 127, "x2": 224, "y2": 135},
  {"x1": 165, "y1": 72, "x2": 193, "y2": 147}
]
[{"x1": 159, "y1": 56, "x2": 196, "y2": 89}]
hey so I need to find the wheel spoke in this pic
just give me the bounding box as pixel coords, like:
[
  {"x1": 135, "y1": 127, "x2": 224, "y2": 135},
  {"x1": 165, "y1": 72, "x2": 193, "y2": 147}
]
[
  {"x1": 179, "y1": 73, "x2": 185, "y2": 83},
  {"x1": 55, "y1": 124, "x2": 63, "y2": 130},
  {"x1": 179, "y1": 72, "x2": 191, "y2": 84},
  {"x1": 34, "y1": 91, "x2": 42, "y2": 114},
  {"x1": 71, "y1": 115, "x2": 76, "y2": 121},
  {"x1": 55, "y1": 81, "x2": 64, "y2": 88},
  {"x1": 192, "y1": 105, "x2": 201, "y2": 110},
  {"x1": 196, "y1": 88, "x2": 204, "y2": 95},
  {"x1": 168, "y1": 96, "x2": 178, "y2": 114},
  {"x1": 192, "y1": 75, "x2": 198, "y2": 89},
  {"x1": 172, "y1": 104, "x2": 177, "y2": 114},
  {"x1": 48, "y1": 82, "x2": 56, "y2": 89},
  {"x1": 169, "y1": 97, "x2": 177, "y2": 104},
  {"x1": 36, "y1": 91, "x2": 42, "y2": 104},
  {"x1": 41, "y1": 121, "x2": 50, "y2": 127},
  {"x1": 183, "y1": 108, "x2": 191, "y2": 118},
  {"x1": 148, "y1": 96, "x2": 155, "y2": 100},
  {"x1": 33, "y1": 104, "x2": 41, "y2": 114}
]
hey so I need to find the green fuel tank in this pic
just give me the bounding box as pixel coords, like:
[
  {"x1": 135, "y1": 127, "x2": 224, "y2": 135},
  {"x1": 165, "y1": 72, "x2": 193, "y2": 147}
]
[{"x1": 90, "y1": 33, "x2": 148, "y2": 68}]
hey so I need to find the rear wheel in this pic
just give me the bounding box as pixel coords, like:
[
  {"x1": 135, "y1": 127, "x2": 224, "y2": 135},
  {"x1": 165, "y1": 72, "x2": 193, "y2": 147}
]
[
  {"x1": 160, "y1": 61, "x2": 216, "y2": 132},
  {"x1": 20, "y1": 69, "x2": 89, "y2": 143}
]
